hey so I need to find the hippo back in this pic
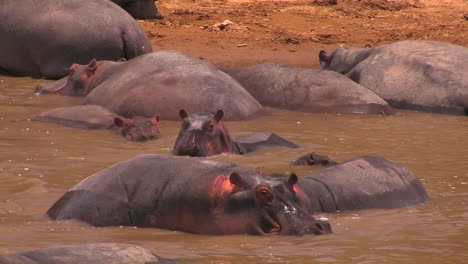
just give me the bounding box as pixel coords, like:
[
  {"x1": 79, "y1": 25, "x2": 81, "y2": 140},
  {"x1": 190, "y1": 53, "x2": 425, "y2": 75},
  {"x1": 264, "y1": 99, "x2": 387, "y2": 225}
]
[
  {"x1": 47, "y1": 154, "x2": 248, "y2": 227},
  {"x1": 298, "y1": 155, "x2": 429, "y2": 212},
  {"x1": 0, "y1": 243, "x2": 173, "y2": 264},
  {"x1": 223, "y1": 63, "x2": 394, "y2": 115},
  {"x1": 33, "y1": 105, "x2": 120, "y2": 129},
  {"x1": 0, "y1": 0, "x2": 151, "y2": 79},
  {"x1": 84, "y1": 51, "x2": 265, "y2": 120}
]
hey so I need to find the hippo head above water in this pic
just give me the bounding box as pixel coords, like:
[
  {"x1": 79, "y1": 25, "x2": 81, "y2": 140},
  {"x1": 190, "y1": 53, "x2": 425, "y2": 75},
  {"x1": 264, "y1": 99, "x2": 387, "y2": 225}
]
[
  {"x1": 114, "y1": 115, "x2": 160, "y2": 142},
  {"x1": 35, "y1": 58, "x2": 125, "y2": 97},
  {"x1": 173, "y1": 109, "x2": 239, "y2": 157},
  {"x1": 218, "y1": 172, "x2": 331, "y2": 235}
]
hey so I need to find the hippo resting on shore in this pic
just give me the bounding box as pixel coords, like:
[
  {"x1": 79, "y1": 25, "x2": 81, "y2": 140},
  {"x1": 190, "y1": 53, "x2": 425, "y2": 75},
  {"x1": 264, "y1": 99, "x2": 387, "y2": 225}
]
[
  {"x1": 111, "y1": 0, "x2": 164, "y2": 19},
  {"x1": 222, "y1": 63, "x2": 394, "y2": 115},
  {"x1": 0, "y1": 243, "x2": 176, "y2": 264},
  {"x1": 36, "y1": 51, "x2": 265, "y2": 121},
  {"x1": 33, "y1": 105, "x2": 160, "y2": 141},
  {"x1": 0, "y1": 0, "x2": 151, "y2": 79},
  {"x1": 320, "y1": 40, "x2": 468, "y2": 115},
  {"x1": 173, "y1": 109, "x2": 298, "y2": 156},
  {"x1": 47, "y1": 154, "x2": 428, "y2": 235}
]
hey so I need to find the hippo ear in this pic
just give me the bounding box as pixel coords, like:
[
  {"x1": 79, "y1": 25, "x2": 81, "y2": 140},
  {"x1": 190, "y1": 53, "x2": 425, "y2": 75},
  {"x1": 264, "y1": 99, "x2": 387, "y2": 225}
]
[
  {"x1": 69, "y1": 64, "x2": 78, "y2": 72},
  {"x1": 319, "y1": 50, "x2": 331, "y2": 63},
  {"x1": 214, "y1": 110, "x2": 224, "y2": 122},
  {"x1": 229, "y1": 172, "x2": 246, "y2": 188},
  {"x1": 179, "y1": 109, "x2": 188, "y2": 120},
  {"x1": 150, "y1": 115, "x2": 160, "y2": 126},
  {"x1": 117, "y1": 58, "x2": 127, "y2": 62},
  {"x1": 364, "y1": 44, "x2": 372, "y2": 48},
  {"x1": 87, "y1": 59, "x2": 97, "y2": 71},
  {"x1": 288, "y1": 173, "x2": 298, "y2": 186},
  {"x1": 114, "y1": 117, "x2": 124, "y2": 127}
]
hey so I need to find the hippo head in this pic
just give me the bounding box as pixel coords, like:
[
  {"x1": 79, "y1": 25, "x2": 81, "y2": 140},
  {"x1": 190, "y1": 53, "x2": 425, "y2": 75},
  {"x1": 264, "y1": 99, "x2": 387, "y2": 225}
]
[
  {"x1": 114, "y1": 115, "x2": 160, "y2": 141},
  {"x1": 319, "y1": 44, "x2": 373, "y2": 75},
  {"x1": 173, "y1": 109, "x2": 236, "y2": 157},
  {"x1": 121, "y1": 0, "x2": 165, "y2": 19},
  {"x1": 293, "y1": 152, "x2": 338, "y2": 166},
  {"x1": 216, "y1": 172, "x2": 331, "y2": 236},
  {"x1": 35, "y1": 58, "x2": 127, "y2": 97}
]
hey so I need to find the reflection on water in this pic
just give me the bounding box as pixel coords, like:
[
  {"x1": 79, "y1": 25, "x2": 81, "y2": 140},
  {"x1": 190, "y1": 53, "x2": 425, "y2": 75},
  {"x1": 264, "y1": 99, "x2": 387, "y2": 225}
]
[{"x1": 1, "y1": 75, "x2": 467, "y2": 263}]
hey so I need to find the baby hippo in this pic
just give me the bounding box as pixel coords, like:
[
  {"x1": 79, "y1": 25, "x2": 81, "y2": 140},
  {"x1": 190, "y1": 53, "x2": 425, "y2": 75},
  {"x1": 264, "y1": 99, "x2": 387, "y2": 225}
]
[{"x1": 34, "y1": 105, "x2": 160, "y2": 142}]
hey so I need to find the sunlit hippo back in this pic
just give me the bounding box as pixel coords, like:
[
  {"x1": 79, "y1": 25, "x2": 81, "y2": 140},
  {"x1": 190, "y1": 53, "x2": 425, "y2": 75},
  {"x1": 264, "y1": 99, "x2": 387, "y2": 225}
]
[{"x1": 173, "y1": 109, "x2": 241, "y2": 157}]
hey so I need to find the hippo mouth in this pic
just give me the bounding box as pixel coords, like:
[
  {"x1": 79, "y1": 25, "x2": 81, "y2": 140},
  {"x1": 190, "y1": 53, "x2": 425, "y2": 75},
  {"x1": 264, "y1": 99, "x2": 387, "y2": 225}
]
[{"x1": 257, "y1": 212, "x2": 281, "y2": 235}]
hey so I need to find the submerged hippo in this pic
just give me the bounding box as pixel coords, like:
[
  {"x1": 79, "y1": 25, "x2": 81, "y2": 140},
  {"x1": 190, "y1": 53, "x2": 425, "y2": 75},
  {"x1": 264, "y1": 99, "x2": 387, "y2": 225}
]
[
  {"x1": 173, "y1": 109, "x2": 298, "y2": 156},
  {"x1": 0, "y1": 243, "x2": 175, "y2": 264},
  {"x1": 111, "y1": 0, "x2": 164, "y2": 19},
  {"x1": 222, "y1": 63, "x2": 394, "y2": 115},
  {"x1": 292, "y1": 152, "x2": 338, "y2": 166},
  {"x1": 47, "y1": 154, "x2": 331, "y2": 236},
  {"x1": 320, "y1": 40, "x2": 468, "y2": 115},
  {"x1": 33, "y1": 105, "x2": 160, "y2": 141},
  {"x1": 36, "y1": 51, "x2": 265, "y2": 121},
  {"x1": 0, "y1": 0, "x2": 151, "y2": 79}
]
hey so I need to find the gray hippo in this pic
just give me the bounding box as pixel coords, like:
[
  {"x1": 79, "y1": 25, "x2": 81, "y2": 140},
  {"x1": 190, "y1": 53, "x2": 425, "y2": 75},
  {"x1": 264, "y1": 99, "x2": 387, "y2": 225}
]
[
  {"x1": 33, "y1": 105, "x2": 160, "y2": 141},
  {"x1": 47, "y1": 154, "x2": 429, "y2": 235},
  {"x1": 0, "y1": 0, "x2": 152, "y2": 79},
  {"x1": 320, "y1": 40, "x2": 468, "y2": 115},
  {"x1": 111, "y1": 0, "x2": 164, "y2": 19},
  {"x1": 222, "y1": 63, "x2": 394, "y2": 115},
  {"x1": 292, "y1": 152, "x2": 338, "y2": 166},
  {"x1": 0, "y1": 243, "x2": 176, "y2": 264},
  {"x1": 297, "y1": 155, "x2": 429, "y2": 212},
  {"x1": 35, "y1": 59, "x2": 127, "y2": 97},
  {"x1": 36, "y1": 51, "x2": 265, "y2": 121},
  {"x1": 173, "y1": 109, "x2": 298, "y2": 156},
  {"x1": 47, "y1": 154, "x2": 332, "y2": 236}
]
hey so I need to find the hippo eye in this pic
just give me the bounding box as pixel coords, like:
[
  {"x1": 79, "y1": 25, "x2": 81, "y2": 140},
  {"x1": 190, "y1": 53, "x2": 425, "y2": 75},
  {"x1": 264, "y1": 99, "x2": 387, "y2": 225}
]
[{"x1": 207, "y1": 123, "x2": 214, "y2": 132}]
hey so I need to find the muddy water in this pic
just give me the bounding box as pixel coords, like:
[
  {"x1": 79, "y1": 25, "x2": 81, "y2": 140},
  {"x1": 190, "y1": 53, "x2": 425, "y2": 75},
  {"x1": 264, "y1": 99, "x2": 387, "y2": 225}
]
[{"x1": 0, "y1": 75, "x2": 467, "y2": 264}]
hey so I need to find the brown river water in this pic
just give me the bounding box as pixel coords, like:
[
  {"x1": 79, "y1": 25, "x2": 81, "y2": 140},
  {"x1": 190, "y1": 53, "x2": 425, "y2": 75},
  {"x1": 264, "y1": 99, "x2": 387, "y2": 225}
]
[{"x1": 0, "y1": 75, "x2": 467, "y2": 264}]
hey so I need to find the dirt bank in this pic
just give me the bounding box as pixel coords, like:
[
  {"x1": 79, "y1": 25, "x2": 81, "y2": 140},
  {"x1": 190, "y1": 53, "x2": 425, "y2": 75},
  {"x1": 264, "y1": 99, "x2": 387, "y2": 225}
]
[{"x1": 139, "y1": 0, "x2": 467, "y2": 68}]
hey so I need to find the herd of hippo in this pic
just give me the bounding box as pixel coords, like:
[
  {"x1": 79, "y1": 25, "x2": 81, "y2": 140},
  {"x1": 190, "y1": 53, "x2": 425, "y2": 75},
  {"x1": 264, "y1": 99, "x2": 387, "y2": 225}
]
[{"x1": 2, "y1": 0, "x2": 467, "y2": 262}]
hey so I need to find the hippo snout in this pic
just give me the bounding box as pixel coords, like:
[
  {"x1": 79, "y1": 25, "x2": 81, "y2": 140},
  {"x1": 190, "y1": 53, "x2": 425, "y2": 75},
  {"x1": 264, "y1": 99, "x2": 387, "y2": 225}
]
[{"x1": 176, "y1": 144, "x2": 203, "y2": 157}]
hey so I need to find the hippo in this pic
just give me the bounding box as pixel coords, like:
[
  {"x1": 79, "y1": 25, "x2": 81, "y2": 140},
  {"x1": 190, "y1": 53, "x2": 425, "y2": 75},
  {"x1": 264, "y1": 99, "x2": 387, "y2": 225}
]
[
  {"x1": 292, "y1": 152, "x2": 338, "y2": 166},
  {"x1": 297, "y1": 155, "x2": 429, "y2": 212},
  {"x1": 173, "y1": 109, "x2": 298, "y2": 156},
  {"x1": 47, "y1": 154, "x2": 332, "y2": 236},
  {"x1": 319, "y1": 40, "x2": 468, "y2": 115},
  {"x1": 35, "y1": 59, "x2": 127, "y2": 97},
  {"x1": 33, "y1": 105, "x2": 160, "y2": 141},
  {"x1": 222, "y1": 63, "x2": 394, "y2": 115},
  {"x1": 36, "y1": 51, "x2": 265, "y2": 121},
  {"x1": 0, "y1": 0, "x2": 152, "y2": 79},
  {"x1": 0, "y1": 243, "x2": 176, "y2": 264},
  {"x1": 111, "y1": 0, "x2": 164, "y2": 19}
]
